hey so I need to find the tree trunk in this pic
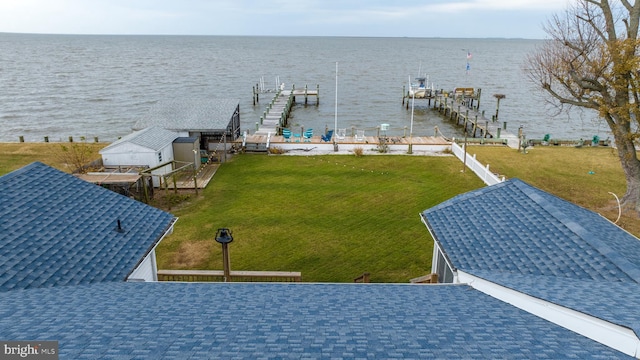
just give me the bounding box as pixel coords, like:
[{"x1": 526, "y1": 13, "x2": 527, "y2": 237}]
[{"x1": 612, "y1": 125, "x2": 640, "y2": 213}]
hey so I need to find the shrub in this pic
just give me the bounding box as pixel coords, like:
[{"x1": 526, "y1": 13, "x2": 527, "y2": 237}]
[
  {"x1": 353, "y1": 147, "x2": 364, "y2": 157},
  {"x1": 268, "y1": 146, "x2": 286, "y2": 154}
]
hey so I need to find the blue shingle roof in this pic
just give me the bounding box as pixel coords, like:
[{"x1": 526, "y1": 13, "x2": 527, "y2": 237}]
[
  {"x1": 0, "y1": 162, "x2": 176, "y2": 292},
  {"x1": 0, "y1": 282, "x2": 627, "y2": 359},
  {"x1": 422, "y1": 178, "x2": 640, "y2": 283},
  {"x1": 471, "y1": 270, "x2": 640, "y2": 338}
]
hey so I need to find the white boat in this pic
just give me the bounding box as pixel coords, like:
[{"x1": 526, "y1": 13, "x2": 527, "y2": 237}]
[{"x1": 408, "y1": 77, "x2": 432, "y2": 99}]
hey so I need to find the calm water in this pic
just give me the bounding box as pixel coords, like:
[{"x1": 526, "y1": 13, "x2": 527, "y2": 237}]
[{"x1": 0, "y1": 33, "x2": 609, "y2": 142}]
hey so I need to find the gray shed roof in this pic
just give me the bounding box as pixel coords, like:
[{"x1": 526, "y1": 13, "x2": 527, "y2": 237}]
[
  {"x1": 133, "y1": 99, "x2": 239, "y2": 132},
  {"x1": 100, "y1": 126, "x2": 180, "y2": 153}
]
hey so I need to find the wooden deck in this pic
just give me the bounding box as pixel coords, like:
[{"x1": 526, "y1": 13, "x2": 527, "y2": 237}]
[{"x1": 163, "y1": 163, "x2": 219, "y2": 189}]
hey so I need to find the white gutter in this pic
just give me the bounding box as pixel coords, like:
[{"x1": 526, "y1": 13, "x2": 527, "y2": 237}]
[{"x1": 458, "y1": 270, "x2": 640, "y2": 358}]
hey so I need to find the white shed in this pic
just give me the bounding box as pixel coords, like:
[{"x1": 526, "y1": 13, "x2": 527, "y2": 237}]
[{"x1": 100, "y1": 127, "x2": 179, "y2": 187}]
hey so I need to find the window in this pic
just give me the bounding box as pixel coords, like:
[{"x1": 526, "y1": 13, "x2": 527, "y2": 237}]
[{"x1": 436, "y1": 250, "x2": 455, "y2": 283}]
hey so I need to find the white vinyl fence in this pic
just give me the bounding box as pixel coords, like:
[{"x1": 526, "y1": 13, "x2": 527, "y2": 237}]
[{"x1": 451, "y1": 141, "x2": 505, "y2": 186}]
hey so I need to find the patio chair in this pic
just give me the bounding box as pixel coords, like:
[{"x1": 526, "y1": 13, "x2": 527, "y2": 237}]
[
  {"x1": 303, "y1": 129, "x2": 313, "y2": 142},
  {"x1": 336, "y1": 128, "x2": 346, "y2": 140},
  {"x1": 282, "y1": 129, "x2": 292, "y2": 142},
  {"x1": 321, "y1": 129, "x2": 334, "y2": 142},
  {"x1": 354, "y1": 129, "x2": 365, "y2": 142}
]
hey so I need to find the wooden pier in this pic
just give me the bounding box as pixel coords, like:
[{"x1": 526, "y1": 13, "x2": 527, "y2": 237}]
[
  {"x1": 253, "y1": 84, "x2": 319, "y2": 136},
  {"x1": 429, "y1": 91, "x2": 518, "y2": 146}
]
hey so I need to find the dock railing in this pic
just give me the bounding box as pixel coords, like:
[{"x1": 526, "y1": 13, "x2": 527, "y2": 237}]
[{"x1": 451, "y1": 141, "x2": 504, "y2": 186}]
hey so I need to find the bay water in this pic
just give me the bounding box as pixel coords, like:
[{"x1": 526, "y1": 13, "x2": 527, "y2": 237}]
[{"x1": 0, "y1": 33, "x2": 609, "y2": 143}]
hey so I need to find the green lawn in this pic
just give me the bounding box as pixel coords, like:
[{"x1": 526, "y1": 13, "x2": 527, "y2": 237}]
[
  {"x1": 156, "y1": 154, "x2": 484, "y2": 283},
  {"x1": 3, "y1": 142, "x2": 635, "y2": 282}
]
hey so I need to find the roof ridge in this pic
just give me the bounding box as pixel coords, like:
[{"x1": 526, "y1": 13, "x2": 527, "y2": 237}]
[
  {"x1": 0, "y1": 162, "x2": 46, "y2": 185},
  {"x1": 424, "y1": 180, "x2": 510, "y2": 213},
  {"x1": 513, "y1": 180, "x2": 640, "y2": 284}
]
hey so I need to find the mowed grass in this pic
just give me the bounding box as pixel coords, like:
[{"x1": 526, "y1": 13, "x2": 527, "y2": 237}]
[
  {"x1": 470, "y1": 145, "x2": 640, "y2": 236},
  {"x1": 156, "y1": 154, "x2": 484, "y2": 283},
  {"x1": 0, "y1": 142, "x2": 104, "y2": 174},
  {"x1": 2, "y1": 142, "x2": 637, "y2": 282}
]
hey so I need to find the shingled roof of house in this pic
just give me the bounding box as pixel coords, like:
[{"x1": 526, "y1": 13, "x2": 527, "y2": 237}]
[
  {"x1": 0, "y1": 162, "x2": 176, "y2": 292},
  {"x1": 422, "y1": 178, "x2": 640, "y2": 283},
  {"x1": 421, "y1": 178, "x2": 640, "y2": 355},
  {"x1": 0, "y1": 282, "x2": 627, "y2": 359},
  {"x1": 0, "y1": 166, "x2": 634, "y2": 358}
]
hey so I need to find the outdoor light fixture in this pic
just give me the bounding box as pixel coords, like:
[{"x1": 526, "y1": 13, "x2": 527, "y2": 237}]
[{"x1": 215, "y1": 228, "x2": 234, "y2": 282}]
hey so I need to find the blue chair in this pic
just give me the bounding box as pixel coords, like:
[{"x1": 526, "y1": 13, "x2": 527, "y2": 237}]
[
  {"x1": 282, "y1": 129, "x2": 292, "y2": 142},
  {"x1": 303, "y1": 129, "x2": 313, "y2": 142},
  {"x1": 321, "y1": 130, "x2": 334, "y2": 142}
]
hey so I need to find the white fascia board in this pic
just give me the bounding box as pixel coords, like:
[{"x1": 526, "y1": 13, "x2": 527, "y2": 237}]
[
  {"x1": 458, "y1": 271, "x2": 640, "y2": 358},
  {"x1": 127, "y1": 218, "x2": 177, "y2": 282}
]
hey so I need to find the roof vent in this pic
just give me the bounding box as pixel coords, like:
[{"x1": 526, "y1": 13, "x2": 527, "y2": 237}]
[{"x1": 116, "y1": 219, "x2": 125, "y2": 233}]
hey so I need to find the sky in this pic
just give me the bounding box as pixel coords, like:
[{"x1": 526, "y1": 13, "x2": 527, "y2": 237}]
[{"x1": 0, "y1": 0, "x2": 573, "y2": 39}]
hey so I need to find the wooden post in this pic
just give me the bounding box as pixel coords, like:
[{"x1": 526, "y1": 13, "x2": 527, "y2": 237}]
[
  {"x1": 402, "y1": 85, "x2": 405, "y2": 105},
  {"x1": 493, "y1": 94, "x2": 506, "y2": 121},
  {"x1": 223, "y1": 133, "x2": 227, "y2": 163},
  {"x1": 172, "y1": 173, "x2": 177, "y2": 194},
  {"x1": 222, "y1": 242, "x2": 231, "y2": 282},
  {"x1": 472, "y1": 115, "x2": 478, "y2": 137},
  {"x1": 193, "y1": 164, "x2": 198, "y2": 196},
  {"x1": 142, "y1": 175, "x2": 150, "y2": 204}
]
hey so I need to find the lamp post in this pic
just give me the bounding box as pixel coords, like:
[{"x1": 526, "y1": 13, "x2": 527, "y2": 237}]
[{"x1": 215, "y1": 228, "x2": 234, "y2": 282}]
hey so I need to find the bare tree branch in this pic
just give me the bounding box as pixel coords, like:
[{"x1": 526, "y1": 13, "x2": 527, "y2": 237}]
[{"x1": 526, "y1": 0, "x2": 640, "y2": 213}]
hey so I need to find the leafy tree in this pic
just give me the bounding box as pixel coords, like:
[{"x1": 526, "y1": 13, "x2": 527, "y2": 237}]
[{"x1": 526, "y1": 0, "x2": 640, "y2": 213}]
